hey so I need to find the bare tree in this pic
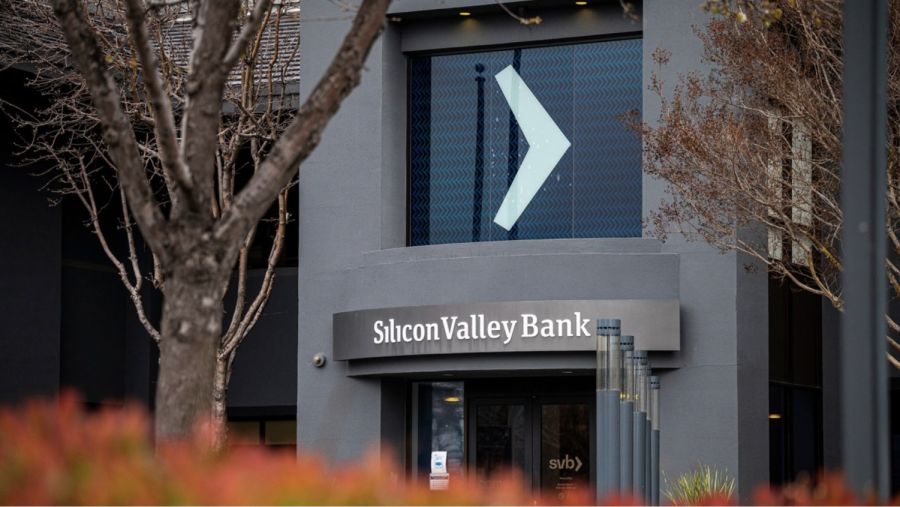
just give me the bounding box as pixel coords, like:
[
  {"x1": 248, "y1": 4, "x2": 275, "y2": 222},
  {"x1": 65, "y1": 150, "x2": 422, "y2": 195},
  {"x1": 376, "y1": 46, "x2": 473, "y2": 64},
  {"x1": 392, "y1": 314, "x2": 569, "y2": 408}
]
[
  {"x1": 635, "y1": 0, "x2": 900, "y2": 367},
  {"x1": 0, "y1": 0, "x2": 391, "y2": 444},
  {"x1": 1, "y1": 0, "x2": 302, "y2": 445},
  {"x1": 700, "y1": 0, "x2": 791, "y2": 25}
]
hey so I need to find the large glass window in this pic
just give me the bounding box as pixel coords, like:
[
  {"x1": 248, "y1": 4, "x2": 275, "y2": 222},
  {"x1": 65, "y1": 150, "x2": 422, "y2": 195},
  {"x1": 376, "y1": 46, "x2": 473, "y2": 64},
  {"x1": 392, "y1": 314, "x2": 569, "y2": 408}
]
[{"x1": 409, "y1": 39, "x2": 643, "y2": 246}]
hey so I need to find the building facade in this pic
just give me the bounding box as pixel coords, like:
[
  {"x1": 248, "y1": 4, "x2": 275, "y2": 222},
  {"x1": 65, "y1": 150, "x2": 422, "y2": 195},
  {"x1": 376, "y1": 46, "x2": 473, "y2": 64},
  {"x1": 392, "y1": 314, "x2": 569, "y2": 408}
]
[
  {"x1": 295, "y1": 0, "x2": 799, "y2": 500},
  {"x1": 0, "y1": 0, "x2": 849, "y2": 500}
]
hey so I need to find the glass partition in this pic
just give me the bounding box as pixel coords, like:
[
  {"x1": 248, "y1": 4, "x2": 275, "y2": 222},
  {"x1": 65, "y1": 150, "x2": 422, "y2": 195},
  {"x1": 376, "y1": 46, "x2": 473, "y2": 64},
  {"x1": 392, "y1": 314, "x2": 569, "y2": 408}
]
[
  {"x1": 474, "y1": 403, "x2": 528, "y2": 489},
  {"x1": 411, "y1": 382, "x2": 465, "y2": 487},
  {"x1": 540, "y1": 403, "x2": 591, "y2": 502}
]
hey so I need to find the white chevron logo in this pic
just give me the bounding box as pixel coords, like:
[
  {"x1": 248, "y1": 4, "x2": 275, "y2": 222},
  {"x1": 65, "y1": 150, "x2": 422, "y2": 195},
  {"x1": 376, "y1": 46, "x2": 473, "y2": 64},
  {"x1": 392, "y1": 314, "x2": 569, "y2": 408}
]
[{"x1": 493, "y1": 65, "x2": 572, "y2": 230}]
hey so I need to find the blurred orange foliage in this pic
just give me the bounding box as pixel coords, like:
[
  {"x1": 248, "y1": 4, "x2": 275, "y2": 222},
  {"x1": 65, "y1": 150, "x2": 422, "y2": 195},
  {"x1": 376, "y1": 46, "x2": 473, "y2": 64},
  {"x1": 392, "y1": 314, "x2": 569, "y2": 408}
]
[
  {"x1": 3, "y1": 393, "x2": 900, "y2": 506},
  {"x1": 752, "y1": 471, "x2": 898, "y2": 506},
  {"x1": 0, "y1": 393, "x2": 645, "y2": 505}
]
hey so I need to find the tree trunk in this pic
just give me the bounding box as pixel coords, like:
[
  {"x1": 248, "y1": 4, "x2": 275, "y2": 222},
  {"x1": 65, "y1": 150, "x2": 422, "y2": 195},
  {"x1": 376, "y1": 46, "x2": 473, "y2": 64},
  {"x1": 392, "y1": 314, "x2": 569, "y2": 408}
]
[{"x1": 155, "y1": 265, "x2": 228, "y2": 441}]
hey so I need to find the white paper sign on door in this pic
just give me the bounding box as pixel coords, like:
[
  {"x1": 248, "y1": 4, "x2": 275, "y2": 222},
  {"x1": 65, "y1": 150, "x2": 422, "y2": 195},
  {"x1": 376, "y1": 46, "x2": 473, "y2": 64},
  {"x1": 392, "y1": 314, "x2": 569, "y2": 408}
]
[{"x1": 429, "y1": 473, "x2": 449, "y2": 491}]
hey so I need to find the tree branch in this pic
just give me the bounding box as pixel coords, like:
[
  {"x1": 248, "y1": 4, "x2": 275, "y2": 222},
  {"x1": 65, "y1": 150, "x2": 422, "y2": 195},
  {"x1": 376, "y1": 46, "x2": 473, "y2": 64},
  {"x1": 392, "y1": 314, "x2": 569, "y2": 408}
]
[
  {"x1": 221, "y1": 187, "x2": 288, "y2": 358},
  {"x1": 179, "y1": 0, "x2": 242, "y2": 220},
  {"x1": 122, "y1": 0, "x2": 193, "y2": 214},
  {"x1": 63, "y1": 157, "x2": 161, "y2": 343},
  {"x1": 222, "y1": 0, "x2": 275, "y2": 71},
  {"x1": 50, "y1": 0, "x2": 169, "y2": 258},
  {"x1": 216, "y1": 0, "x2": 391, "y2": 244}
]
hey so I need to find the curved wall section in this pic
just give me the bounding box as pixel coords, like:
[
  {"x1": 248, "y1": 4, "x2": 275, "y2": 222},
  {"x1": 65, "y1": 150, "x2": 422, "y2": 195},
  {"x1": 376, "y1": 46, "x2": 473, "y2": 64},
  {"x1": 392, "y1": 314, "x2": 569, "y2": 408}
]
[{"x1": 330, "y1": 239, "x2": 680, "y2": 371}]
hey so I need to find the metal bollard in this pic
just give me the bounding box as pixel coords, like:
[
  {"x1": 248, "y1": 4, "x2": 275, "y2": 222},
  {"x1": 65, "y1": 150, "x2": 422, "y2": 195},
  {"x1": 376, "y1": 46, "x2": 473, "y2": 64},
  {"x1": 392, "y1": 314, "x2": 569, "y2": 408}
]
[
  {"x1": 632, "y1": 351, "x2": 649, "y2": 500},
  {"x1": 619, "y1": 336, "x2": 635, "y2": 492},
  {"x1": 651, "y1": 375, "x2": 661, "y2": 506},
  {"x1": 596, "y1": 319, "x2": 622, "y2": 499}
]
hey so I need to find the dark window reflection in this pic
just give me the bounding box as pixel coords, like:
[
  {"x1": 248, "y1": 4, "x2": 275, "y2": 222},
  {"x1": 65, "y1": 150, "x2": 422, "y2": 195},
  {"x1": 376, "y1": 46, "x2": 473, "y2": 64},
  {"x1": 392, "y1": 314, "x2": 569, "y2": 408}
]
[
  {"x1": 474, "y1": 404, "x2": 527, "y2": 488},
  {"x1": 769, "y1": 277, "x2": 823, "y2": 485},
  {"x1": 541, "y1": 404, "x2": 590, "y2": 502}
]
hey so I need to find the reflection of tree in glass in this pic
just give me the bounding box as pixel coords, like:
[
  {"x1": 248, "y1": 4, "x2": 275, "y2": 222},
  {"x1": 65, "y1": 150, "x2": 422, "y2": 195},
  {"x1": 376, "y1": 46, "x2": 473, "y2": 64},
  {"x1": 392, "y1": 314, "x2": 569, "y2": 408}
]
[{"x1": 476, "y1": 405, "x2": 526, "y2": 481}]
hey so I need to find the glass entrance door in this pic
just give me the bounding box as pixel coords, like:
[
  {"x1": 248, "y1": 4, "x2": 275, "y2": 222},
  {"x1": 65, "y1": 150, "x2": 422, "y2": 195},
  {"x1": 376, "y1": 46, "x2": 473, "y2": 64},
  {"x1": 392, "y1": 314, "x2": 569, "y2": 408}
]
[
  {"x1": 468, "y1": 396, "x2": 594, "y2": 501},
  {"x1": 538, "y1": 399, "x2": 592, "y2": 502},
  {"x1": 469, "y1": 398, "x2": 531, "y2": 491}
]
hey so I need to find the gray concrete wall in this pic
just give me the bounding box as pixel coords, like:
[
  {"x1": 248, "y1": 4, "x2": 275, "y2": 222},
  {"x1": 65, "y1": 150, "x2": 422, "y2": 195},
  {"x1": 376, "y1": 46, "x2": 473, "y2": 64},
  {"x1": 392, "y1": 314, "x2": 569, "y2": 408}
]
[
  {"x1": 642, "y1": 0, "x2": 769, "y2": 497},
  {"x1": 297, "y1": 0, "x2": 768, "y2": 494}
]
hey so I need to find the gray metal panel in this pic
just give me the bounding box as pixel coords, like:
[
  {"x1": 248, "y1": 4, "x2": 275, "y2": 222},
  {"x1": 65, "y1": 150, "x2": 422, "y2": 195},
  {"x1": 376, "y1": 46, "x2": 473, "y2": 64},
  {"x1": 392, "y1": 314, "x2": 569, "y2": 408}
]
[
  {"x1": 334, "y1": 299, "x2": 679, "y2": 360},
  {"x1": 347, "y1": 351, "x2": 594, "y2": 377},
  {"x1": 735, "y1": 248, "x2": 769, "y2": 495},
  {"x1": 841, "y1": 0, "x2": 890, "y2": 498},
  {"x1": 645, "y1": 418, "x2": 651, "y2": 498},
  {"x1": 597, "y1": 390, "x2": 621, "y2": 497},
  {"x1": 633, "y1": 413, "x2": 646, "y2": 499},
  {"x1": 651, "y1": 430, "x2": 660, "y2": 506},
  {"x1": 620, "y1": 402, "x2": 634, "y2": 490}
]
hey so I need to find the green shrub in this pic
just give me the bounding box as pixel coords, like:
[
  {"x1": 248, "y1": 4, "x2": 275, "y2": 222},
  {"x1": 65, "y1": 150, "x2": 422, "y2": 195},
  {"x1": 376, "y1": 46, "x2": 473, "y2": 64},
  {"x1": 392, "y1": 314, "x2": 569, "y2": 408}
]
[{"x1": 662, "y1": 462, "x2": 736, "y2": 506}]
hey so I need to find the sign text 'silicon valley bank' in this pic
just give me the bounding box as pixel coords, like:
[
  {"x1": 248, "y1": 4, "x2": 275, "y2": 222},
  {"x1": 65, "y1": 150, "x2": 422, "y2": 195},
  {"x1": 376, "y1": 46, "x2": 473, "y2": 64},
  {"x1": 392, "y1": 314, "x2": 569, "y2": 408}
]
[
  {"x1": 333, "y1": 300, "x2": 680, "y2": 360},
  {"x1": 374, "y1": 312, "x2": 592, "y2": 345}
]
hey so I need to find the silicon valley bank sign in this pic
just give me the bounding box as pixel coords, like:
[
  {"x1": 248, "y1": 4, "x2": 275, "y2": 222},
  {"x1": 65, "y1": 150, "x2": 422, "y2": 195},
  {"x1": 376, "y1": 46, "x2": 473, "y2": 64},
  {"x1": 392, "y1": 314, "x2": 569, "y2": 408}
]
[
  {"x1": 333, "y1": 300, "x2": 680, "y2": 361},
  {"x1": 375, "y1": 312, "x2": 594, "y2": 346}
]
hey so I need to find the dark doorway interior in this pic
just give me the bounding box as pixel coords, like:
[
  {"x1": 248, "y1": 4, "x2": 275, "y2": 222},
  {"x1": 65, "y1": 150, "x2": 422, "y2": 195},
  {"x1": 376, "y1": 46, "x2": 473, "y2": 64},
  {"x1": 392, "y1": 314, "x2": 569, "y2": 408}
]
[
  {"x1": 467, "y1": 377, "x2": 594, "y2": 502},
  {"x1": 468, "y1": 394, "x2": 593, "y2": 502},
  {"x1": 409, "y1": 376, "x2": 597, "y2": 502},
  {"x1": 768, "y1": 276, "x2": 823, "y2": 485}
]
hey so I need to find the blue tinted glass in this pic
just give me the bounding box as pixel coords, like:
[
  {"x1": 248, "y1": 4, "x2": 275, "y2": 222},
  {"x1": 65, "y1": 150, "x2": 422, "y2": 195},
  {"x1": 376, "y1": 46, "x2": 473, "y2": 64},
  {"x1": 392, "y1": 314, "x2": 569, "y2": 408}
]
[{"x1": 409, "y1": 39, "x2": 642, "y2": 246}]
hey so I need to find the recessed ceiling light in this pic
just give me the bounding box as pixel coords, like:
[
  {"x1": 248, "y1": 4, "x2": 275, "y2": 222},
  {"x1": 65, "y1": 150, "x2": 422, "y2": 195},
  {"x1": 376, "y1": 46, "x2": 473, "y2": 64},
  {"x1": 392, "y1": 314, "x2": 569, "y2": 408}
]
[
  {"x1": 768, "y1": 414, "x2": 782, "y2": 420},
  {"x1": 575, "y1": 1, "x2": 588, "y2": 5},
  {"x1": 561, "y1": 370, "x2": 574, "y2": 374},
  {"x1": 459, "y1": 11, "x2": 471, "y2": 16},
  {"x1": 442, "y1": 373, "x2": 454, "y2": 377},
  {"x1": 444, "y1": 397, "x2": 460, "y2": 402}
]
